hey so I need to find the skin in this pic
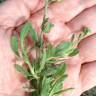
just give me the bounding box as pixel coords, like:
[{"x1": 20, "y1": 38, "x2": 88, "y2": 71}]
[{"x1": 0, "y1": 0, "x2": 96, "y2": 96}]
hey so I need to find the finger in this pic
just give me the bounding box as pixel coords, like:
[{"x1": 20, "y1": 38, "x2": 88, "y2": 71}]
[
  {"x1": 49, "y1": 0, "x2": 96, "y2": 22},
  {"x1": 80, "y1": 61, "x2": 96, "y2": 92},
  {"x1": 22, "y1": 0, "x2": 44, "y2": 13},
  {"x1": 62, "y1": 60, "x2": 82, "y2": 96},
  {"x1": 78, "y1": 34, "x2": 96, "y2": 63},
  {"x1": 0, "y1": 0, "x2": 44, "y2": 29},
  {"x1": 30, "y1": 0, "x2": 96, "y2": 44},
  {"x1": 67, "y1": 5, "x2": 96, "y2": 36},
  {"x1": 0, "y1": 30, "x2": 26, "y2": 96},
  {"x1": 31, "y1": 0, "x2": 96, "y2": 23}
]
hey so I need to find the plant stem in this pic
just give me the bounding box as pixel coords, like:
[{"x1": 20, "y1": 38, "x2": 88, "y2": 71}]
[
  {"x1": 45, "y1": 0, "x2": 49, "y2": 18},
  {"x1": 26, "y1": 60, "x2": 38, "y2": 79}
]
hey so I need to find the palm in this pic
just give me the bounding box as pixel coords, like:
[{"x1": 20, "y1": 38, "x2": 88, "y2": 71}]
[{"x1": 0, "y1": 0, "x2": 96, "y2": 96}]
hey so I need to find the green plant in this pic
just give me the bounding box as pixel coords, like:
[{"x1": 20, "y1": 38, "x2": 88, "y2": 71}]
[{"x1": 11, "y1": 0, "x2": 91, "y2": 96}]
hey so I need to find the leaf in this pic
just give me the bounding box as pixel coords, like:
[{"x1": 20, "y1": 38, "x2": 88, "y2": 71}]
[
  {"x1": 30, "y1": 24, "x2": 38, "y2": 41},
  {"x1": 52, "y1": 83, "x2": 62, "y2": 96},
  {"x1": 15, "y1": 64, "x2": 31, "y2": 78},
  {"x1": 42, "y1": 18, "x2": 54, "y2": 33},
  {"x1": 78, "y1": 27, "x2": 91, "y2": 41},
  {"x1": 54, "y1": 64, "x2": 66, "y2": 77},
  {"x1": 41, "y1": 76, "x2": 51, "y2": 96},
  {"x1": 56, "y1": 42, "x2": 72, "y2": 53},
  {"x1": 83, "y1": 27, "x2": 91, "y2": 35},
  {"x1": 41, "y1": 66, "x2": 57, "y2": 76},
  {"x1": 49, "y1": 74, "x2": 68, "y2": 96},
  {"x1": 43, "y1": 22, "x2": 54, "y2": 33},
  {"x1": 11, "y1": 36, "x2": 18, "y2": 56},
  {"x1": 20, "y1": 22, "x2": 38, "y2": 50},
  {"x1": 39, "y1": 49, "x2": 47, "y2": 72},
  {"x1": 69, "y1": 48, "x2": 79, "y2": 56},
  {"x1": 53, "y1": 88, "x2": 74, "y2": 96},
  {"x1": 47, "y1": 44, "x2": 56, "y2": 58},
  {"x1": 55, "y1": 42, "x2": 74, "y2": 57},
  {"x1": 20, "y1": 22, "x2": 32, "y2": 49}
]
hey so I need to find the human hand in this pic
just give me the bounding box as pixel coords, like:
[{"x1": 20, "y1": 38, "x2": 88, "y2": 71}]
[{"x1": 0, "y1": 0, "x2": 96, "y2": 96}]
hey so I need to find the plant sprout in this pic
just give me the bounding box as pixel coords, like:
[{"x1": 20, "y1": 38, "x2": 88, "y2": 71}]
[{"x1": 11, "y1": 0, "x2": 91, "y2": 96}]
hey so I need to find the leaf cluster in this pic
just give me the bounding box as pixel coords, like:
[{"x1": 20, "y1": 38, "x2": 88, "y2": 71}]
[
  {"x1": 11, "y1": 21, "x2": 72, "y2": 96},
  {"x1": 10, "y1": 0, "x2": 91, "y2": 96}
]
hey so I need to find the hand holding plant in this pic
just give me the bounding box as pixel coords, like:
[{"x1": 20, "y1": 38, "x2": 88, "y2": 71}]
[{"x1": 11, "y1": 0, "x2": 91, "y2": 96}]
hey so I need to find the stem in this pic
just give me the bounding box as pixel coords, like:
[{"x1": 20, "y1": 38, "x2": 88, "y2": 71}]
[
  {"x1": 26, "y1": 60, "x2": 38, "y2": 79},
  {"x1": 39, "y1": 0, "x2": 49, "y2": 52},
  {"x1": 45, "y1": 0, "x2": 49, "y2": 18},
  {"x1": 24, "y1": 50, "x2": 38, "y2": 79}
]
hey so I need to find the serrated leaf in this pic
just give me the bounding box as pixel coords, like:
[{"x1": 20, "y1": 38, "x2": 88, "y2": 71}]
[
  {"x1": 69, "y1": 48, "x2": 79, "y2": 56},
  {"x1": 15, "y1": 64, "x2": 31, "y2": 78},
  {"x1": 11, "y1": 36, "x2": 18, "y2": 56}
]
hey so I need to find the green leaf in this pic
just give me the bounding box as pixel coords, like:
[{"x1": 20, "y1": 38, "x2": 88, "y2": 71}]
[
  {"x1": 47, "y1": 44, "x2": 56, "y2": 58},
  {"x1": 11, "y1": 36, "x2": 18, "y2": 55},
  {"x1": 49, "y1": 74, "x2": 68, "y2": 96},
  {"x1": 41, "y1": 76, "x2": 51, "y2": 96},
  {"x1": 83, "y1": 27, "x2": 91, "y2": 35},
  {"x1": 15, "y1": 64, "x2": 31, "y2": 78},
  {"x1": 39, "y1": 49, "x2": 47, "y2": 72},
  {"x1": 53, "y1": 88, "x2": 74, "y2": 96},
  {"x1": 20, "y1": 22, "x2": 32, "y2": 49},
  {"x1": 42, "y1": 18, "x2": 54, "y2": 33},
  {"x1": 56, "y1": 42, "x2": 72, "y2": 53},
  {"x1": 55, "y1": 42, "x2": 74, "y2": 57},
  {"x1": 69, "y1": 48, "x2": 79, "y2": 56},
  {"x1": 20, "y1": 22, "x2": 38, "y2": 50},
  {"x1": 41, "y1": 66, "x2": 57, "y2": 76},
  {"x1": 52, "y1": 83, "x2": 62, "y2": 96},
  {"x1": 54, "y1": 64, "x2": 66, "y2": 77},
  {"x1": 43, "y1": 22, "x2": 54, "y2": 33},
  {"x1": 30, "y1": 24, "x2": 38, "y2": 41},
  {"x1": 78, "y1": 27, "x2": 91, "y2": 41}
]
